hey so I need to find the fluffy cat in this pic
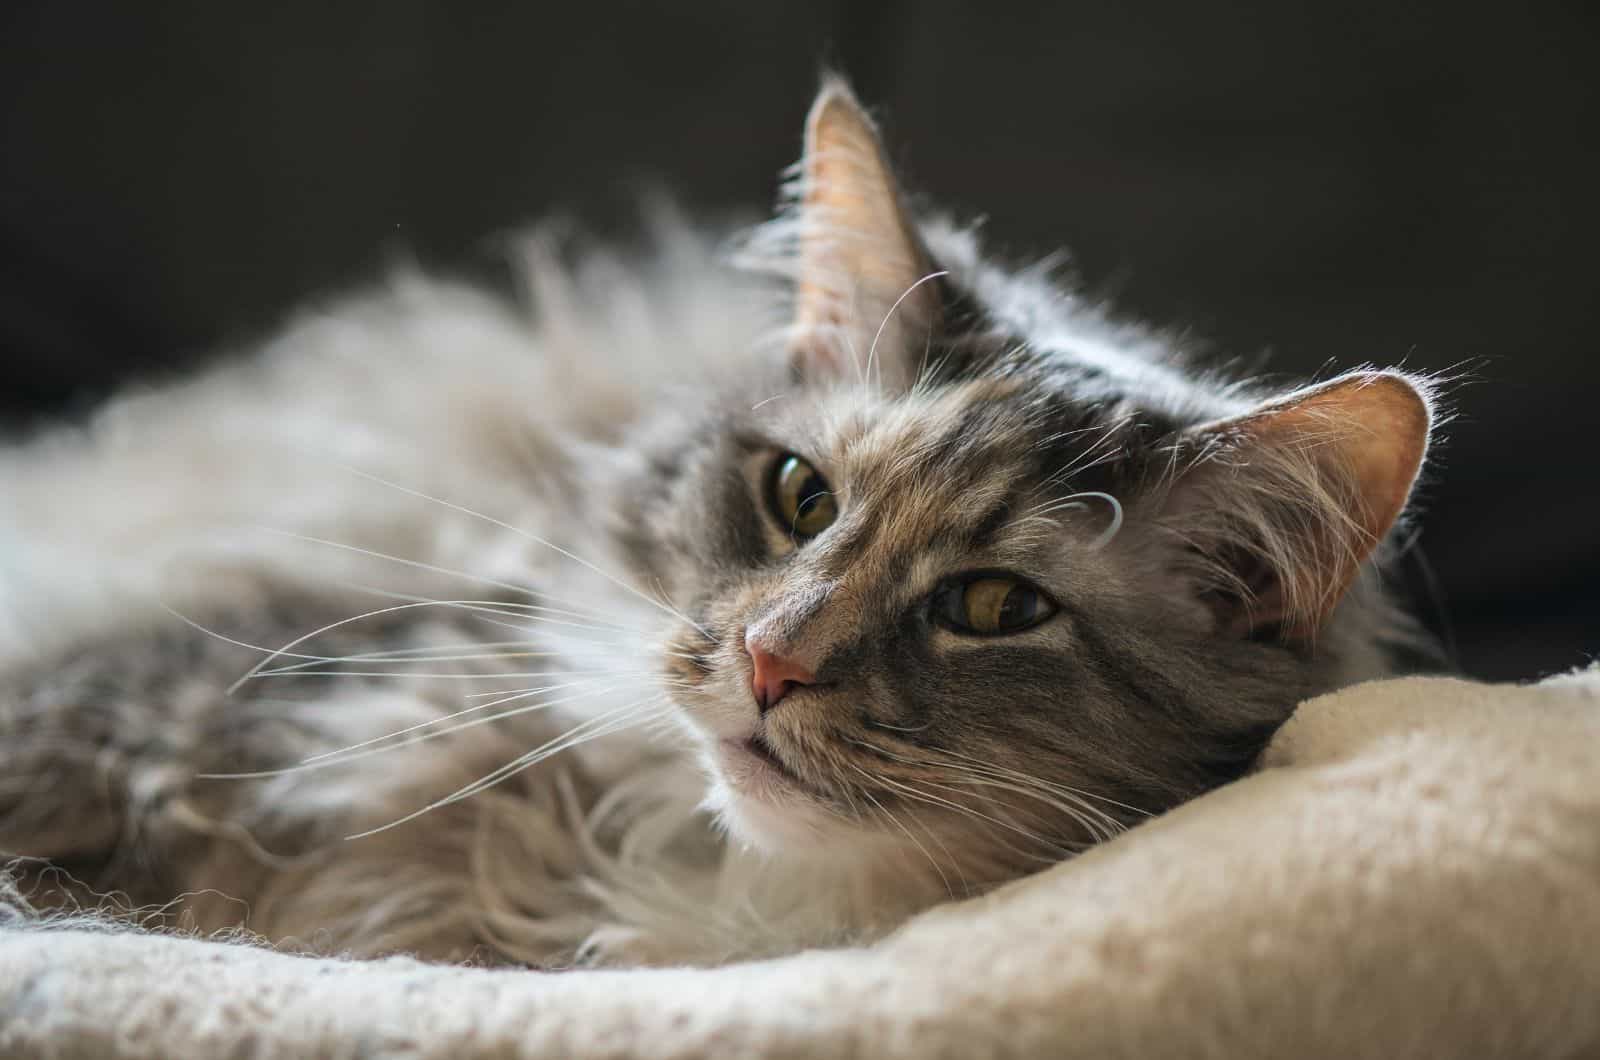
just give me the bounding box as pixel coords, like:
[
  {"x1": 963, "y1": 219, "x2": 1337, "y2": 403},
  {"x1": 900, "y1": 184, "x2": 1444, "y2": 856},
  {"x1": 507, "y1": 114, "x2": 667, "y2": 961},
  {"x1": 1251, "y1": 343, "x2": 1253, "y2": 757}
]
[{"x1": 0, "y1": 78, "x2": 1433, "y2": 967}]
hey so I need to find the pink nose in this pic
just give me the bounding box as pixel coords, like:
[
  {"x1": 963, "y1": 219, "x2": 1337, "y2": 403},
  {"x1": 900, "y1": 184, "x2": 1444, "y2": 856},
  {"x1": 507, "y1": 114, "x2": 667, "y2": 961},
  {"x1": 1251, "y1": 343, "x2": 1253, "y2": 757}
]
[{"x1": 745, "y1": 631, "x2": 816, "y2": 714}]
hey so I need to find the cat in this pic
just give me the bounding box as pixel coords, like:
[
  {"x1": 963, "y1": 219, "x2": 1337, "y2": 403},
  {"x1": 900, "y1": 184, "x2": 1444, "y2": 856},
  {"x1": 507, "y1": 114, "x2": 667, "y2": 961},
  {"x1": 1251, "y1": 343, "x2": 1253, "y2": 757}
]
[{"x1": 0, "y1": 77, "x2": 1433, "y2": 968}]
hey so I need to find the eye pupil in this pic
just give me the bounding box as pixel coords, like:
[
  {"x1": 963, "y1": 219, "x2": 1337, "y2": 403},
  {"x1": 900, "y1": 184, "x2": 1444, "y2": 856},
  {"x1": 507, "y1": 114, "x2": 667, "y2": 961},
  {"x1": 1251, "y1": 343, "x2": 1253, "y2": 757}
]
[
  {"x1": 998, "y1": 587, "x2": 1030, "y2": 626},
  {"x1": 938, "y1": 576, "x2": 1055, "y2": 636},
  {"x1": 769, "y1": 455, "x2": 838, "y2": 541}
]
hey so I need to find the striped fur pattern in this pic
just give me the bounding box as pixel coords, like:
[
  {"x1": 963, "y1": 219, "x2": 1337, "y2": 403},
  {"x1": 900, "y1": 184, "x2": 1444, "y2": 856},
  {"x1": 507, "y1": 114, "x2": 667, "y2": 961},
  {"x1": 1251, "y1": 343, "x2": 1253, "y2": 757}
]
[{"x1": 0, "y1": 80, "x2": 1433, "y2": 966}]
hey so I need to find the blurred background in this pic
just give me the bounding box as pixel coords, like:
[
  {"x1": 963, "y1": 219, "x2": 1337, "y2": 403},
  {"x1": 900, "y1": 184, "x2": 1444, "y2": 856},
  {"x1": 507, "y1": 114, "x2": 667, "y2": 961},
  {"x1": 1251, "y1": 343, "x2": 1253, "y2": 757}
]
[{"x1": 1, "y1": 3, "x2": 1594, "y2": 679}]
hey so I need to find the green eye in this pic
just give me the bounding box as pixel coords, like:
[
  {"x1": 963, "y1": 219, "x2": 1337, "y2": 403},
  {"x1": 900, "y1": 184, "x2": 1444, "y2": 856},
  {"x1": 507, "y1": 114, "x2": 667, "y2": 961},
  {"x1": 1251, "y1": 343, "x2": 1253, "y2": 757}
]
[
  {"x1": 769, "y1": 454, "x2": 838, "y2": 540},
  {"x1": 935, "y1": 575, "x2": 1055, "y2": 636}
]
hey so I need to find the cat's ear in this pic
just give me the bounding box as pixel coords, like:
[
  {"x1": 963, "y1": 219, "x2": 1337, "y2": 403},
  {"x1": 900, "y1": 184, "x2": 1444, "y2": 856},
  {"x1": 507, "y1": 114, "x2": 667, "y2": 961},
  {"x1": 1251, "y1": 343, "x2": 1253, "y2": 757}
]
[
  {"x1": 1162, "y1": 370, "x2": 1432, "y2": 642},
  {"x1": 787, "y1": 77, "x2": 942, "y2": 389}
]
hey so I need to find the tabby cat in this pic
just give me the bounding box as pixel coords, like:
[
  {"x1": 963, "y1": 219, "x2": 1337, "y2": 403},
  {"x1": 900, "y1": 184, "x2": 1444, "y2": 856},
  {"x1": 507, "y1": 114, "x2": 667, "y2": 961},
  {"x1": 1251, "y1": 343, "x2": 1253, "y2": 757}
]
[{"x1": 0, "y1": 78, "x2": 1432, "y2": 967}]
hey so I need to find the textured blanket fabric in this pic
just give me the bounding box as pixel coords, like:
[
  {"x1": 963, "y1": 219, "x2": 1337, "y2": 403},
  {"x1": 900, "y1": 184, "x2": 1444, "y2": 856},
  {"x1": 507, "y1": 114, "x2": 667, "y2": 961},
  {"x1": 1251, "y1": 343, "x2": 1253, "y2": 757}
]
[{"x1": 2, "y1": 669, "x2": 1597, "y2": 1059}]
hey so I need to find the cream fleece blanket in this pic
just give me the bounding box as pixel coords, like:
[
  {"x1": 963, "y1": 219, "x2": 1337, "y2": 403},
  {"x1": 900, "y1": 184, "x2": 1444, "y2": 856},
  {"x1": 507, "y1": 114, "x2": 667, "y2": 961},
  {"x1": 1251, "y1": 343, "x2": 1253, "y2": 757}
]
[{"x1": 2, "y1": 668, "x2": 1597, "y2": 1059}]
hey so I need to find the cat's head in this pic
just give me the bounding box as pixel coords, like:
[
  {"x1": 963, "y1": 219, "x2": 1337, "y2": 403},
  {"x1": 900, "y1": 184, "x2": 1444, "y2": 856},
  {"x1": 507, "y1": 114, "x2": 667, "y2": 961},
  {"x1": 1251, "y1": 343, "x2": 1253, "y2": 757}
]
[{"x1": 621, "y1": 79, "x2": 1432, "y2": 881}]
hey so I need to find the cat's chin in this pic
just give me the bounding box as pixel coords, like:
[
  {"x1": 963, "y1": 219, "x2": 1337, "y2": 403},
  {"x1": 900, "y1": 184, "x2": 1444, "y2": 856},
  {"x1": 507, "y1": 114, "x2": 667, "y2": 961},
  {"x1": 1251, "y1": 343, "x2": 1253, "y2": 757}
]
[
  {"x1": 702, "y1": 740, "x2": 841, "y2": 853},
  {"x1": 712, "y1": 786, "x2": 829, "y2": 852}
]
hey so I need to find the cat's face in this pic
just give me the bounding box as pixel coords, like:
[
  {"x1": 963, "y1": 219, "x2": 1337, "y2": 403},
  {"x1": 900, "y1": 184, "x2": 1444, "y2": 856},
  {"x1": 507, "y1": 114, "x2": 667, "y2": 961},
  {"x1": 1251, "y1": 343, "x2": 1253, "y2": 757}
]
[
  {"x1": 620, "y1": 81, "x2": 1431, "y2": 881},
  {"x1": 655, "y1": 375, "x2": 1168, "y2": 866}
]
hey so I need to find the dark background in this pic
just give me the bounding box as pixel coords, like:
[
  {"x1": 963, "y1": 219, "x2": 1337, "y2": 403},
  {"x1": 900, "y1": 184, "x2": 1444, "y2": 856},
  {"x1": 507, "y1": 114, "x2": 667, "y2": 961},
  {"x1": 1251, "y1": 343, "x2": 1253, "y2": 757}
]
[{"x1": 2, "y1": 3, "x2": 1594, "y2": 679}]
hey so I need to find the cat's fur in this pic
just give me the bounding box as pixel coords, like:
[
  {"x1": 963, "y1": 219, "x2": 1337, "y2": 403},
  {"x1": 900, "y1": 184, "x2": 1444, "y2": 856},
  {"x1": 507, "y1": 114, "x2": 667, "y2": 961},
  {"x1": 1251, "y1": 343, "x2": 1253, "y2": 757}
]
[{"x1": 0, "y1": 79, "x2": 1434, "y2": 967}]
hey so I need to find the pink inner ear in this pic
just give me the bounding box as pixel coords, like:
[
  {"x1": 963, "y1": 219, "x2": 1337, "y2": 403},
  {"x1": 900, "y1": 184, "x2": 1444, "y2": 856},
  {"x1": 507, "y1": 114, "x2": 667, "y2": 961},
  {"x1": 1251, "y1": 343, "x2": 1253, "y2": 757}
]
[
  {"x1": 785, "y1": 81, "x2": 941, "y2": 389},
  {"x1": 1247, "y1": 373, "x2": 1432, "y2": 549},
  {"x1": 1178, "y1": 371, "x2": 1433, "y2": 642}
]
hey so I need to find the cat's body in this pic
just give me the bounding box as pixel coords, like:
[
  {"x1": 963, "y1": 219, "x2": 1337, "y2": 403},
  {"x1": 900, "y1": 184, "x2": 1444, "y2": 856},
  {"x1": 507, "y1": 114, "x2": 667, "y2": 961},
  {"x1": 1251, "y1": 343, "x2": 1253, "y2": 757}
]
[{"x1": 0, "y1": 81, "x2": 1432, "y2": 967}]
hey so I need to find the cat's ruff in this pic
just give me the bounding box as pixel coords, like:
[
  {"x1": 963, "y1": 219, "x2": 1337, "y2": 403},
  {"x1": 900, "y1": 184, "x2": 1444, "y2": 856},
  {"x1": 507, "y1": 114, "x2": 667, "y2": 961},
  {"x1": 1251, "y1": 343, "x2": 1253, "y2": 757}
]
[{"x1": 3, "y1": 667, "x2": 1597, "y2": 1059}]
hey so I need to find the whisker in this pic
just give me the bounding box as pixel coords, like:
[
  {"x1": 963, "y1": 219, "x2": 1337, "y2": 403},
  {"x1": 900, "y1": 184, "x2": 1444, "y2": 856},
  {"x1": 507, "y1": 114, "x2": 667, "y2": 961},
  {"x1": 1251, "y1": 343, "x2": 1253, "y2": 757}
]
[
  {"x1": 924, "y1": 746, "x2": 1151, "y2": 818},
  {"x1": 437, "y1": 597, "x2": 642, "y2": 631},
  {"x1": 459, "y1": 671, "x2": 664, "y2": 697},
  {"x1": 254, "y1": 640, "x2": 691, "y2": 677},
  {"x1": 297, "y1": 679, "x2": 636, "y2": 765},
  {"x1": 896, "y1": 799, "x2": 971, "y2": 895},
  {"x1": 261, "y1": 528, "x2": 536, "y2": 599},
  {"x1": 248, "y1": 668, "x2": 654, "y2": 681},
  {"x1": 160, "y1": 604, "x2": 345, "y2": 665},
  {"x1": 859, "y1": 788, "x2": 952, "y2": 898},
  {"x1": 1021, "y1": 490, "x2": 1124, "y2": 550},
  {"x1": 843, "y1": 765, "x2": 968, "y2": 886},
  {"x1": 263, "y1": 527, "x2": 650, "y2": 626},
  {"x1": 866, "y1": 270, "x2": 948, "y2": 390},
  {"x1": 199, "y1": 680, "x2": 623, "y2": 779},
  {"x1": 344, "y1": 695, "x2": 670, "y2": 840},
  {"x1": 334, "y1": 464, "x2": 712, "y2": 638},
  {"x1": 456, "y1": 677, "x2": 667, "y2": 720},
  {"x1": 914, "y1": 777, "x2": 1086, "y2": 857},
  {"x1": 259, "y1": 647, "x2": 586, "y2": 675},
  {"x1": 843, "y1": 736, "x2": 1137, "y2": 844},
  {"x1": 898, "y1": 787, "x2": 1065, "y2": 870},
  {"x1": 224, "y1": 599, "x2": 631, "y2": 697},
  {"x1": 341, "y1": 586, "x2": 641, "y2": 636},
  {"x1": 840, "y1": 745, "x2": 1074, "y2": 862},
  {"x1": 867, "y1": 718, "x2": 931, "y2": 734},
  {"x1": 935, "y1": 772, "x2": 1122, "y2": 843},
  {"x1": 872, "y1": 771, "x2": 1068, "y2": 861}
]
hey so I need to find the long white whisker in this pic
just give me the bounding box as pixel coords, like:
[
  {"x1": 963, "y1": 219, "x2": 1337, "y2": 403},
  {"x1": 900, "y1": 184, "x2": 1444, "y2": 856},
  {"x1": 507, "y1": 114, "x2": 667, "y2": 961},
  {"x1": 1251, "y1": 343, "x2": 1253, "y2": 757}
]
[
  {"x1": 199, "y1": 681, "x2": 623, "y2": 779},
  {"x1": 879, "y1": 774, "x2": 1066, "y2": 869},
  {"x1": 260, "y1": 528, "x2": 534, "y2": 598},
  {"x1": 442, "y1": 696, "x2": 666, "y2": 803},
  {"x1": 248, "y1": 668, "x2": 657, "y2": 681},
  {"x1": 258, "y1": 647, "x2": 591, "y2": 675},
  {"x1": 224, "y1": 599, "x2": 610, "y2": 697},
  {"x1": 344, "y1": 695, "x2": 669, "y2": 840},
  {"x1": 459, "y1": 670, "x2": 663, "y2": 697},
  {"x1": 843, "y1": 765, "x2": 967, "y2": 883},
  {"x1": 896, "y1": 798, "x2": 971, "y2": 895},
  {"x1": 915, "y1": 777, "x2": 1085, "y2": 857},
  {"x1": 335, "y1": 464, "x2": 711, "y2": 638},
  {"x1": 340, "y1": 586, "x2": 640, "y2": 636},
  {"x1": 1022, "y1": 491, "x2": 1125, "y2": 550},
  {"x1": 160, "y1": 604, "x2": 343, "y2": 664},
  {"x1": 866, "y1": 270, "x2": 948, "y2": 390},
  {"x1": 925, "y1": 746, "x2": 1150, "y2": 818},
  {"x1": 935, "y1": 772, "x2": 1122, "y2": 843},
  {"x1": 255, "y1": 640, "x2": 690, "y2": 677},
  {"x1": 860, "y1": 788, "x2": 952, "y2": 897},
  {"x1": 841, "y1": 740, "x2": 1078, "y2": 859},
  {"x1": 873, "y1": 772, "x2": 1068, "y2": 858},
  {"x1": 298, "y1": 679, "x2": 615, "y2": 764},
  {"x1": 845, "y1": 738, "x2": 1136, "y2": 844},
  {"x1": 263, "y1": 527, "x2": 649, "y2": 626}
]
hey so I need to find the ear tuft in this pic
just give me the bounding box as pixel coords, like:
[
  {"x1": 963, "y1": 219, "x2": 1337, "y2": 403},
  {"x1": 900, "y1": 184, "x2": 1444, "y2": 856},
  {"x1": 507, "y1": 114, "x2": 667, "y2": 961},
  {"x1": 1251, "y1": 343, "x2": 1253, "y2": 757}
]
[{"x1": 1166, "y1": 370, "x2": 1433, "y2": 641}]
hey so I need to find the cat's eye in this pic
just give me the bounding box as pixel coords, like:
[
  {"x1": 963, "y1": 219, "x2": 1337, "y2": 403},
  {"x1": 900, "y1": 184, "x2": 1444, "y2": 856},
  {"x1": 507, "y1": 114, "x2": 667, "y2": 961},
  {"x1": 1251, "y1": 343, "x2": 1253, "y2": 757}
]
[
  {"x1": 933, "y1": 574, "x2": 1056, "y2": 636},
  {"x1": 768, "y1": 454, "x2": 838, "y2": 541}
]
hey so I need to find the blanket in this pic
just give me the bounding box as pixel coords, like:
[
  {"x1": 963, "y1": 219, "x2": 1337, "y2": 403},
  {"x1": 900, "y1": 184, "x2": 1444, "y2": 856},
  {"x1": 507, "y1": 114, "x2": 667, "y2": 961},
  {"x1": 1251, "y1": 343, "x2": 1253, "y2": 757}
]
[{"x1": 3, "y1": 668, "x2": 1597, "y2": 1059}]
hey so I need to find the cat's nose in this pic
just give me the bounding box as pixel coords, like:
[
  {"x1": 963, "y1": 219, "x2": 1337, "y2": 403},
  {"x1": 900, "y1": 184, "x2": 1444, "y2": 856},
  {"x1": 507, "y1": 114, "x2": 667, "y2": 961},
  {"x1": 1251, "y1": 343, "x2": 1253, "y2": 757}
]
[{"x1": 745, "y1": 630, "x2": 816, "y2": 714}]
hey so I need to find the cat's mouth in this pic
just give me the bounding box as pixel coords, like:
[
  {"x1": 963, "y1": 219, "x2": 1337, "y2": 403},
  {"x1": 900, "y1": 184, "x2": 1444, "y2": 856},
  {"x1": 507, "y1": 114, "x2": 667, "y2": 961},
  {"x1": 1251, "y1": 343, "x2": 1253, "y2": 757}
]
[{"x1": 717, "y1": 734, "x2": 817, "y2": 797}]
